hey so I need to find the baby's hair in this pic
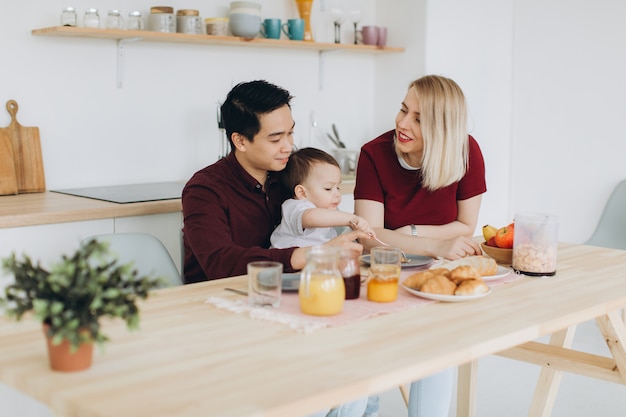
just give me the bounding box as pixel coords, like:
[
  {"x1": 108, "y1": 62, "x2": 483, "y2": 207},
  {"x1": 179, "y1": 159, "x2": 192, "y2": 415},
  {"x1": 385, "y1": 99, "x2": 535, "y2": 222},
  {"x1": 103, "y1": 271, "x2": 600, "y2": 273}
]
[{"x1": 281, "y1": 147, "x2": 339, "y2": 197}]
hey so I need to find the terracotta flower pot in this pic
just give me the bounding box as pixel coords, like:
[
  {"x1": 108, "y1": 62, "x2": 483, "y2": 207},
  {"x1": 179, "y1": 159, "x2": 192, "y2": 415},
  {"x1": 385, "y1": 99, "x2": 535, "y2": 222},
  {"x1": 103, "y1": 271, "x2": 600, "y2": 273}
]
[{"x1": 43, "y1": 325, "x2": 94, "y2": 372}]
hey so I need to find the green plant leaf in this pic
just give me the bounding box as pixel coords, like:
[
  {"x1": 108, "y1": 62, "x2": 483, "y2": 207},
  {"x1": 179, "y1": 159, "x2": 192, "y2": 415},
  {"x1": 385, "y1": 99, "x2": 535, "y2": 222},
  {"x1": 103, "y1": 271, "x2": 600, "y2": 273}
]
[{"x1": 0, "y1": 239, "x2": 163, "y2": 351}]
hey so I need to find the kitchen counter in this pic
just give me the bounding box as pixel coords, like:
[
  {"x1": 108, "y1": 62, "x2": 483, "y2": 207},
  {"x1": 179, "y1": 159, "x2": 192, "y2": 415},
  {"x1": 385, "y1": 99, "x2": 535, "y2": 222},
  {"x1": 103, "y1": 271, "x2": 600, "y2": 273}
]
[
  {"x1": 0, "y1": 179, "x2": 356, "y2": 229},
  {"x1": 0, "y1": 192, "x2": 182, "y2": 229}
]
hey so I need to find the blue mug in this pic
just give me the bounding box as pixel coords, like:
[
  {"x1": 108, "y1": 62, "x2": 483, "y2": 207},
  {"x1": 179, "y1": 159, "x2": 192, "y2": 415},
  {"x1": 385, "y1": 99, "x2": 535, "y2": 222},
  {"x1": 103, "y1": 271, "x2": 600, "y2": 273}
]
[
  {"x1": 281, "y1": 18, "x2": 304, "y2": 41},
  {"x1": 261, "y1": 18, "x2": 281, "y2": 39}
]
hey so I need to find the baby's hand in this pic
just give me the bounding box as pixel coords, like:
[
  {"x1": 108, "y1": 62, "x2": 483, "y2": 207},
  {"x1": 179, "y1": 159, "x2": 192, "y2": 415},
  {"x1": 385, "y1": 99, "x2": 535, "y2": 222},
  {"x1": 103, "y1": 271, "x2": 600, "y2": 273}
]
[{"x1": 349, "y1": 216, "x2": 375, "y2": 237}]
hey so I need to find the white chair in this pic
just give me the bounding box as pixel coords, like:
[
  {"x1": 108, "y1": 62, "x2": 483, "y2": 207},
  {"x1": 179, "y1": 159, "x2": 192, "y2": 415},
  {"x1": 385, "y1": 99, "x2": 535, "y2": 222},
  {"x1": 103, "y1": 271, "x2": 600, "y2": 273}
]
[
  {"x1": 81, "y1": 233, "x2": 182, "y2": 288},
  {"x1": 586, "y1": 179, "x2": 626, "y2": 250},
  {"x1": 585, "y1": 179, "x2": 626, "y2": 321}
]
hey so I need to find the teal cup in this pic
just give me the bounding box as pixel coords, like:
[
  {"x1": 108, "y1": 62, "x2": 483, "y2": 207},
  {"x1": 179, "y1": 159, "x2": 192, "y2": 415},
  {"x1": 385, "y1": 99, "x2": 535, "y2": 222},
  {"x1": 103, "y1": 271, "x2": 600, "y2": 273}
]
[
  {"x1": 261, "y1": 18, "x2": 281, "y2": 39},
  {"x1": 281, "y1": 18, "x2": 304, "y2": 41}
]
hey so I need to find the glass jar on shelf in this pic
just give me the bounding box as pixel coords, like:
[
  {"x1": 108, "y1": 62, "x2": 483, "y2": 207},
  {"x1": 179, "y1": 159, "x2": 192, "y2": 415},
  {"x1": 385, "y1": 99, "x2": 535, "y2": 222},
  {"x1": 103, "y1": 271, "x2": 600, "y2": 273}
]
[
  {"x1": 127, "y1": 11, "x2": 144, "y2": 31},
  {"x1": 61, "y1": 7, "x2": 77, "y2": 27},
  {"x1": 106, "y1": 10, "x2": 124, "y2": 30},
  {"x1": 148, "y1": 6, "x2": 176, "y2": 32},
  {"x1": 205, "y1": 17, "x2": 229, "y2": 36},
  {"x1": 83, "y1": 8, "x2": 100, "y2": 28},
  {"x1": 176, "y1": 9, "x2": 204, "y2": 34}
]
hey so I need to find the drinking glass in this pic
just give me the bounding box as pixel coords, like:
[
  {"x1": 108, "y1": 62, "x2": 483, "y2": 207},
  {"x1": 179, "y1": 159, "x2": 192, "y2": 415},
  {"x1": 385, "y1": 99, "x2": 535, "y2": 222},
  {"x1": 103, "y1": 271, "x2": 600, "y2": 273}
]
[
  {"x1": 247, "y1": 261, "x2": 282, "y2": 307},
  {"x1": 367, "y1": 247, "x2": 401, "y2": 302},
  {"x1": 106, "y1": 10, "x2": 124, "y2": 30},
  {"x1": 339, "y1": 248, "x2": 361, "y2": 299}
]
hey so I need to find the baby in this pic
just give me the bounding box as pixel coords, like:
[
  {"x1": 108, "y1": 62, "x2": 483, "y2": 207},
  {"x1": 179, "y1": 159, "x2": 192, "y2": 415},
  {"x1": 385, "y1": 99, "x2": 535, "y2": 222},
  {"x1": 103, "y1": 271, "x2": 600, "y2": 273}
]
[{"x1": 270, "y1": 147, "x2": 374, "y2": 248}]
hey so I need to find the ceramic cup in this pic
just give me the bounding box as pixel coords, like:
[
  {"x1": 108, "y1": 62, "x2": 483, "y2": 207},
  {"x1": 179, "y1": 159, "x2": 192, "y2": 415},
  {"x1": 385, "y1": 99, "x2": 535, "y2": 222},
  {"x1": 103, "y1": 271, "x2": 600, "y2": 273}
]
[
  {"x1": 282, "y1": 18, "x2": 305, "y2": 41},
  {"x1": 229, "y1": 13, "x2": 261, "y2": 38},
  {"x1": 247, "y1": 261, "x2": 283, "y2": 307},
  {"x1": 261, "y1": 18, "x2": 281, "y2": 39},
  {"x1": 376, "y1": 26, "x2": 388, "y2": 47},
  {"x1": 360, "y1": 25, "x2": 378, "y2": 45}
]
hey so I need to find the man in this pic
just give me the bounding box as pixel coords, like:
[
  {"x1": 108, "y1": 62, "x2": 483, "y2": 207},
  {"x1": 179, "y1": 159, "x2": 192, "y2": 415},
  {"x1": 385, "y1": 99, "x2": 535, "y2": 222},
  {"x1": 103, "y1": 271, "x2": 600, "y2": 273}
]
[{"x1": 182, "y1": 80, "x2": 365, "y2": 283}]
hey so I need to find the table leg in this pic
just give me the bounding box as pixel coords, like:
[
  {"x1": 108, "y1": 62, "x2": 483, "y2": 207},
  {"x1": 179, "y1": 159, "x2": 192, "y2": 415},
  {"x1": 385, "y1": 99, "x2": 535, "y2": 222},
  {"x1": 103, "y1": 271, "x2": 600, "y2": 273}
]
[
  {"x1": 527, "y1": 325, "x2": 577, "y2": 417},
  {"x1": 596, "y1": 310, "x2": 626, "y2": 384},
  {"x1": 399, "y1": 384, "x2": 409, "y2": 407},
  {"x1": 456, "y1": 360, "x2": 478, "y2": 417}
]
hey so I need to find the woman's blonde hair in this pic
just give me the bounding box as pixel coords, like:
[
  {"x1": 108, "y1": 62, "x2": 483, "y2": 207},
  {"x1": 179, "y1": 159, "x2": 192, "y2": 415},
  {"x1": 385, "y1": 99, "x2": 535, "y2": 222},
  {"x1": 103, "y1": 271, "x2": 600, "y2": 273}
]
[{"x1": 409, "y1": 75, "x2": 468, "y2": 191}]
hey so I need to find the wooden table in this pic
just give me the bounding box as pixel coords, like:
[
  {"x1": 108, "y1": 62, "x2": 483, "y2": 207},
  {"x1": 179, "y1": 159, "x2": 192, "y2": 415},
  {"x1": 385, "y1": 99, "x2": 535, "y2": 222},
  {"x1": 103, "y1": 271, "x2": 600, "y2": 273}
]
[{"x1": 1, "y1": 243, "x2": 625, "y2": 417}]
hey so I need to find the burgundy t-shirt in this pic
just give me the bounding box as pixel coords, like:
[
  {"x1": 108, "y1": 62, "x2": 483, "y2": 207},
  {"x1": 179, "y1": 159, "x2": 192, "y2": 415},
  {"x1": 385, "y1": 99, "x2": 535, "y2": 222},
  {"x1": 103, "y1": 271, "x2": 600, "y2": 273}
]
[
  {"x1": 182, "y1": 153, "x2": 296, "y2": 283},
  {"x1": 354, "y1": 130, "x2": 487, "y2": 230}
]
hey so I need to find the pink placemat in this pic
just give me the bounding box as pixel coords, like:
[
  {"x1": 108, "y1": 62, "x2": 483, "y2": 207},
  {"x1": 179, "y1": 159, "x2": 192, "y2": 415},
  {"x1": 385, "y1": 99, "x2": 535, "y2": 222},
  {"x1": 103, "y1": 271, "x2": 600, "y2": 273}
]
[{"x1": 206, "y1": 268, "x2": 520, "y2": 333}]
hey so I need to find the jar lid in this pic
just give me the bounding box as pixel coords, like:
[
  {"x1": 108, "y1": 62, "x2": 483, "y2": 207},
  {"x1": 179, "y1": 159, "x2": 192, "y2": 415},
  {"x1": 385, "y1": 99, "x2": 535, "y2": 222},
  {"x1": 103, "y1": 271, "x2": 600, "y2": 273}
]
[
  {"x1": 108, "y1": 10, "x2": 121, "y2": 16},
  {"x1": 86, "y1": 8, "x2": 99, "y2": 13},
  {"x1": 176, "y1": 9, "x2": 199, "y2": 16},
  {"x1": 150, "y1": 6, "x2": 174, "y2": 14},
  {"x1": 63, "y1": 7, "x2": 76, "y2": 12},
  {"x1": 204, "y1": 17, "x2": 229, "y2": 23},
  {"x1": 129, "y1": 10, "x2": 142, "y2": 17}
]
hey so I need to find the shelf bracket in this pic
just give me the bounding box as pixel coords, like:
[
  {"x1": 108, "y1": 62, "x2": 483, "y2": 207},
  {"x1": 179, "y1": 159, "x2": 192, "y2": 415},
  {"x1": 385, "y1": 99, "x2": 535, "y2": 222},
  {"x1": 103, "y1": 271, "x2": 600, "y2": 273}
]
[
  {"x1": 318, "y1": 49, "x2": 339, "y2": 91},
  {"x1": 116, "y1": 37, "x2": 143, "y2": 89}
]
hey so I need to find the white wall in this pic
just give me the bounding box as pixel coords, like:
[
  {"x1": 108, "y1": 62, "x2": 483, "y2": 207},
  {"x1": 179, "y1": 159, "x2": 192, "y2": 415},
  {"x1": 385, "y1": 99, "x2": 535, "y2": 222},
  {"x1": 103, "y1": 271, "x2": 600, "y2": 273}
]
[
  {"x1": 425, "y1": 0, "x2": 626, "y2": 243},
  {"x1": 3, "y1": 0, "x2": 624, "y2": 244},
  {"x1": 0, "y1": 0, "x2": 381, "y2": 190}
]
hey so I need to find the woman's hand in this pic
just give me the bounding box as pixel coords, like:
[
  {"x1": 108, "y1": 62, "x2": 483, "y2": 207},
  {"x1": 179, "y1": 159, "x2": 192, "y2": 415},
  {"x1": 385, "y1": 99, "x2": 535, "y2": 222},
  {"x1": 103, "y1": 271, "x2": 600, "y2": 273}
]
[{"x1": 433, "y1": 236, "x2": 482, "y2": 260}]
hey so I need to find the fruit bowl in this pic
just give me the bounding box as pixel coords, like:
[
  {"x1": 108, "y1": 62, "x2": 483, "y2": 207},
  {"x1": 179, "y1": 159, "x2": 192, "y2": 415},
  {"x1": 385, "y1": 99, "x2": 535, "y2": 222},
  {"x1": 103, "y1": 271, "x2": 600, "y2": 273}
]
[{"x1": 480, "y1": 242, "x2": 512, "y2": 265}]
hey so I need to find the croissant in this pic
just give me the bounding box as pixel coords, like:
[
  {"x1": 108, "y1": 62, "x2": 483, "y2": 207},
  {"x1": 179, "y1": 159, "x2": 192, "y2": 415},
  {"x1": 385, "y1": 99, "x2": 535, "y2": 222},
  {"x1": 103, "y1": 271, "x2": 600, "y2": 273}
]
[
  {"x1": 455, "y1": 279, "x2": 490, "y2": 296},
  {"x1": 420, "y1": 274, "x2": 457, "y2": 295}
]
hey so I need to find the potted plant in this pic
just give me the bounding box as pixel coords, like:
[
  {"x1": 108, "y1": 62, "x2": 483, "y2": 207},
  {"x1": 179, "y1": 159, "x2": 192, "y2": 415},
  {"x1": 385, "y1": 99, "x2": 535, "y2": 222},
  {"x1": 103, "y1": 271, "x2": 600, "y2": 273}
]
[{"x1": 0, "y1": 239, "x2": 163, "y2": 372}]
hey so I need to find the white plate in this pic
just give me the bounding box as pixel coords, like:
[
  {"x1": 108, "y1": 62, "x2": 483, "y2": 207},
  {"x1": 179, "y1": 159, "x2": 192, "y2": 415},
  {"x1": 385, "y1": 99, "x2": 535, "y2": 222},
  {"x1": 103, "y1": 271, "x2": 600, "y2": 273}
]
[
  {"x1": 401, "y1": 283, "x2": 492, "y2": 302},
  {"x1": 481, "y1": 265, "x2": 513, "y2": 281},
  {"x1": 361, "y1": 254, "x2": 433, "y2": 269}
]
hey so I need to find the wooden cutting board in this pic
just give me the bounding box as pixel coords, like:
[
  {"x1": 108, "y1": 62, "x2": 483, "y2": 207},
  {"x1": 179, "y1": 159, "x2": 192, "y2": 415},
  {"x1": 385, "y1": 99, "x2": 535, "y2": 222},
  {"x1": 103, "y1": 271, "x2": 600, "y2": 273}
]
[
  {"x1": 0, "y1": 100, "x2": 46, "y2": 193},
  {"x1": 0, "y1": 132, "x2": 18, "y2": 195}
]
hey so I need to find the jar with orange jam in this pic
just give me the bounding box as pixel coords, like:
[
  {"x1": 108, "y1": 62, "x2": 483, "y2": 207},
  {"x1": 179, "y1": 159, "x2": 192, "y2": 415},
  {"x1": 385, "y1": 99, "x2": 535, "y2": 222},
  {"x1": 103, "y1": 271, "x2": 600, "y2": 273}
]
[
  {"x1": 299, "y1": 246, "x2": 345, "y2": 316},
  {"x1": 367, "y1": 247, "x2": 401, "y2": 302}
]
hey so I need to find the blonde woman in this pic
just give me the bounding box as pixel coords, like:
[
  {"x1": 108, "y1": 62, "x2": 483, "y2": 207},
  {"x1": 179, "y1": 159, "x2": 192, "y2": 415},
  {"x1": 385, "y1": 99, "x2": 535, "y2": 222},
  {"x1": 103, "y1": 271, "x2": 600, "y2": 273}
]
[
  {"x1": 355, "y1": 74, "x2": 486, "y2": 260},
  {"x1": 354, "y1": 75, "x2": 487, "y2": 417}
]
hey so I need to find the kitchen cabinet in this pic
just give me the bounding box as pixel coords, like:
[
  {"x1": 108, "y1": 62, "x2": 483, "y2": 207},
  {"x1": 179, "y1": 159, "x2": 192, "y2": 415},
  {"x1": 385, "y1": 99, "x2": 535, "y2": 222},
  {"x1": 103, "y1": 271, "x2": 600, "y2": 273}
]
[
  {"x1": 31, "y1": 26, "x2": 405, "y2": 89},
  {"x1": 0, "y1": 192, "x2": 183, "y2": 285},
  {"x1": 0, "y1": 213, "x2": 182, "y2": 285}
]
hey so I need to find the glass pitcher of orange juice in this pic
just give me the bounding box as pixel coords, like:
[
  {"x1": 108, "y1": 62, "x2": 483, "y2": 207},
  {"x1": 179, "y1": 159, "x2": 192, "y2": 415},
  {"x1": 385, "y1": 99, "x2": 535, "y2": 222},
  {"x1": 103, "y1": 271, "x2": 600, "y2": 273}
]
[{"x1": 299, "y1": 246, "x2": 345, "y2": 316}]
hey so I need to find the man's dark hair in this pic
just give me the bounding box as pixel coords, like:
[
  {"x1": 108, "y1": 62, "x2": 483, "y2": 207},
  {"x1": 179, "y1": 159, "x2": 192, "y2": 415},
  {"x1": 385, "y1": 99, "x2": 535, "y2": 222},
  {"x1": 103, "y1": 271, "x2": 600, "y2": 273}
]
[
  {"x1": 220, "y1": 80, "x2": 293, "y2": 151},
  {"x1": 281, "y1": 147, "x2": 340, "y2": 198}
]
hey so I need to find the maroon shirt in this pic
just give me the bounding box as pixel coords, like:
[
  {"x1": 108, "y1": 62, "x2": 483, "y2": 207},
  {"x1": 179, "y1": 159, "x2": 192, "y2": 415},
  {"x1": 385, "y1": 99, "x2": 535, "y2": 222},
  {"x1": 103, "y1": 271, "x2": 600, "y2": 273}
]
[
  {"x1": 182, "y1": 153, "x2": 296, "y2": 283},
  {"x1": 354, "y1": 130, "x2": 487, "y2": 230}
]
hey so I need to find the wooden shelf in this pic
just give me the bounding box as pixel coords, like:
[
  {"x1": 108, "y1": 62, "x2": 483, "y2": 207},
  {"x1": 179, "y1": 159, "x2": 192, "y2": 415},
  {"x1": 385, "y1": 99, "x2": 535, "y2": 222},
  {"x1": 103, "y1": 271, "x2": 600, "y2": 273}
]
[{"x1": 31, "y1": 26, "x2": 404, "y2": 53}]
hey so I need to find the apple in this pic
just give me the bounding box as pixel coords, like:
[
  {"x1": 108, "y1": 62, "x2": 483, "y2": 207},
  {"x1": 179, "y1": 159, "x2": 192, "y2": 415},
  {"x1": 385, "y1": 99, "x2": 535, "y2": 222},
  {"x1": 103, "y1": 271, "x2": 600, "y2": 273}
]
[
  {"x1": 494, "y1": 223, "x2": 514, "y2": 248},
  {"x1": 487, "y1": 236, "x2": 497, "y2": 247}
]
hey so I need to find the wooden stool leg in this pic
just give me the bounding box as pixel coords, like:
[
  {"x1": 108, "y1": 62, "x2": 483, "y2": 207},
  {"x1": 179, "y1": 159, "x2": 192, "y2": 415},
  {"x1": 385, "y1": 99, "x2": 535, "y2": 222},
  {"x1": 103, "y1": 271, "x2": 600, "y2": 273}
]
[{"x1": 527, "y1": 326, "x2": 576, "y2": 417}]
